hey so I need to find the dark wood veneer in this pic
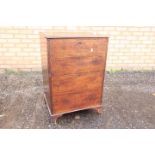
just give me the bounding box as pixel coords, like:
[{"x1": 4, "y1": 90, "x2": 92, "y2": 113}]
[{"x1": 40, "y1": 34, "x2": 108, "y2": 122}]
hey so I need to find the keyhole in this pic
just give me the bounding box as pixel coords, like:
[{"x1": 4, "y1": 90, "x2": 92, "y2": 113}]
[{"x1": 90, "y1": 48, "x2": 94, "y2": 52}]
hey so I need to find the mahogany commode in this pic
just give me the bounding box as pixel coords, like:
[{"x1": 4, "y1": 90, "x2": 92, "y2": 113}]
[{"x1": 40, "y1": 33, "x2": 108, "y2": 122}]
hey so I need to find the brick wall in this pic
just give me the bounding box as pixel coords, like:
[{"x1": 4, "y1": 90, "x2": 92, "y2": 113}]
[{"x1": 0, "y1": 26, "x2": 155, "y2": 71}]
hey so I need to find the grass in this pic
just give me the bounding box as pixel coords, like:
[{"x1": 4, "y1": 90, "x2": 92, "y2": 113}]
[
  {"x1": 4, "y1": 69, "x2": 28, "y2": 75},
  {"x1": 107, "y1": 68, "x2": 155, "y2": 74},
  {"x1": 3, "y1": 69, "x2": 41, "y2": 76},
  {"x1": 108, "y1": 68, "x2": 128, "y2": 74},
  {"x1": 4, "y1": 69, "x2": 19, "y2": 75},
  {"x1": 2, "y1": 68, "x2": 155, "y2": 75}
]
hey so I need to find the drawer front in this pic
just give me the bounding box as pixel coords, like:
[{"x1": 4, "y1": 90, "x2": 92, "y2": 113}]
[
  {"x1": 52, "y1": 89, "x2": 102, "y2": 114},
  {"x1": 52, "y1": 72, "x2": 103, "y2": 95},
  {"x1": 51, "y1": 56, "x2": 105, "y2": 76},
  {"x1": 50, "y1": 38, "x2": 108, "y2": 59}
]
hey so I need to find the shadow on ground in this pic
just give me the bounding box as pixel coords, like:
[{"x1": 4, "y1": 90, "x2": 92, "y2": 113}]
[{"x1": 0, "y1": 71, "x2": 155, "y2": 129}]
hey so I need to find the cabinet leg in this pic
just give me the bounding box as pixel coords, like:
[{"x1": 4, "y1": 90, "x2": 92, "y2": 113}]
[
  {"x1": 93, "y1": 107, "x2": 102, "y2": 114},
  {"x1": 43, "y1": 93, "x2": 47, "y2": 105},
  {"x1": 52, "y1": 115, "x2": 62, "y2": 124}
]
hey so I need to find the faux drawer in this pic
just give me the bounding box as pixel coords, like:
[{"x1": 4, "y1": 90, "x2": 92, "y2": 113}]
[
  {"x1": 51, "y1": 56, "x2": 105, "y2": 76},
  {"x1": 52, "y1": 89, "x2": 102, "y2": 114},
  {"x1": 51, "y1": 71, "x2": 103, "y2": 95},
  {"x1": 50, "y1": 38, "x2": 107, "y2": 58}
]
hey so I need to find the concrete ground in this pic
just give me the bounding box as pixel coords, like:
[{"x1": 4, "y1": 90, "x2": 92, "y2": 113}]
[{"x1": 0, "y1": 71, "x2": 155, "y2": 129}]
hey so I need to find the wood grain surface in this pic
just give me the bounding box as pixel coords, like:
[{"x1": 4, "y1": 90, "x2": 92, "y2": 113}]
[
  {"x1": 52, "y1": 89, "x2": 102, "y2": 114},
  {"x1": 51, "y1": 56, "x2": 105, "y2": 76},
  {"x1": 50, "y1": 38, "x2": 107, "y2": 58},
  {"x1": 52, "y1": 72, "x2": 103, "y2": 95},
  {"x1": 41, "y1": 36, "x2": 108, "y2": 119}
]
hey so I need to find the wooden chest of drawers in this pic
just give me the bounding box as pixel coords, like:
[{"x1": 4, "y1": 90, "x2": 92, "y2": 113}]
[{"x1": 40, "y1": 34, "x2": 108, "y2": 122}]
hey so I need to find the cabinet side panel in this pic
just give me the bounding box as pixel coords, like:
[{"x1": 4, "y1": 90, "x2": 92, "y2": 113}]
[
  {"x1": 40, "y1": 33, "x2": 52, "y2": 112},
  {"x1": 100, "y1": 38, "x2": 109, "y2": 107}
]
